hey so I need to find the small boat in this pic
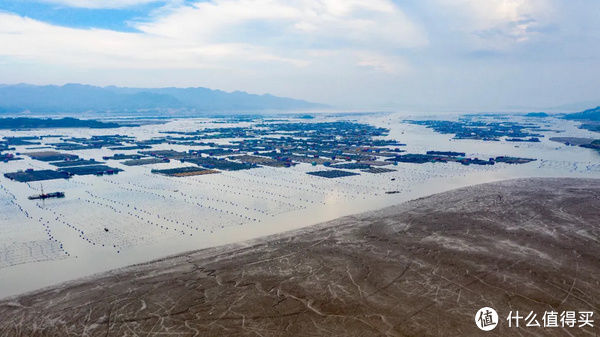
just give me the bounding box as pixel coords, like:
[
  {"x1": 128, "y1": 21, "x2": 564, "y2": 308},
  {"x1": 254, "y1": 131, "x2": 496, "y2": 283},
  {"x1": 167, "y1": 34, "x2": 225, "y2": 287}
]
[{"x1": 28, "y1": 192, "x2": 65, "y2": 200}]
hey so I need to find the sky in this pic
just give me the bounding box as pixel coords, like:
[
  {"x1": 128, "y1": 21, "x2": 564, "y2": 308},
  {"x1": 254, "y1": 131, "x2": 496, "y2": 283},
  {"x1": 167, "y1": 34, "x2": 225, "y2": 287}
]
[{"x1": 0, "y1": 0, "x2": 599, "y2": 111}]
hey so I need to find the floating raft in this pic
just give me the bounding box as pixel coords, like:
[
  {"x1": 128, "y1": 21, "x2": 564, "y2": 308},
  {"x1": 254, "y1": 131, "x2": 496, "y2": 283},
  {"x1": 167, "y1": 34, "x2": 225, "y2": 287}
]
[
  {"x1": 362, "y1": 167, "x2": 396, "y2": 174},
  {"x1": 50, "y1": 159, "x2": 103, "y2": 167},
  {"x1": 122, "y1": 158, "x2": 169, "y2": 166},
  {"x1": 151, "y1": 167, "x2": 220, "y2": 177},
  {"x1": 4, "y1": 169, "x2": 70, "y2": 182},
  {"x1": 25, "y1": 151, "x2": 79, "y2": 162},
  {"x1": 184, "y1": 157, "x2": 258, "y2": 171},
  {"x1": 306, "y1": 170, "x2": 360, "y2": 178},
  {"x1": 58, "y1": 165, "x2": 122, "y2": 176},
  {"x1": 329, "y1": 163, "x2": 371, "y2": 170}
]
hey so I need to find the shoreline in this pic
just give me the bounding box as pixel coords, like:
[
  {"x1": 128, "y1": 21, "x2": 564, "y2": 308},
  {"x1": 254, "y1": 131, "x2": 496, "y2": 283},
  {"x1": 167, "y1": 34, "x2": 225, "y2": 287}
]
[
  {"x1": 1, "y1": 177, "x2": 598, "y2": 336},
  {"x1": 0, "y1": 174, "x2": 590, "y2": 301},
  {"x1": 1, "y1": 113, "x2": 599, "y2": 300},
  {"x1": 0, "y1": 170, "x2": 511, "y2": 300}
]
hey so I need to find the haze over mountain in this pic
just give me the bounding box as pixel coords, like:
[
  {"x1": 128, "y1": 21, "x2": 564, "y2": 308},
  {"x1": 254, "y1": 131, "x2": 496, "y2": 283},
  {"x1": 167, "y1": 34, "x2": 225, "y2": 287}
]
[{"x1": 0, "y1": 84, "x2": 325, "y2": 114}]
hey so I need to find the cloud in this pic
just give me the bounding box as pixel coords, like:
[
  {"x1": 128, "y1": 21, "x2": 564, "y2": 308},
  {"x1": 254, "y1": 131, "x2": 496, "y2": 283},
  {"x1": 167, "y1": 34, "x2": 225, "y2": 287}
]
[
  {"x1": 2, "y1": 0, "x2": 599, "y2": 109},
  {"x1": 35, "y1": 0, "x2": 164, "y2": 9},
  {"x1": 355, "y1": 51, "x2": 408, "y2": 74},
  {"x1": 434, "y1": 0, "x2": 552, "y2": 28},
  {"x1": 0, "y1": 0, "x2": 425, "y2": 83},
  {"x1": 0, "y1": 12, "x2": 309, "y2": 69},
  {"x1": 136, "y1": 0, "x2": 427, "y2": 49},
  {"x1": 430, "y1": 0, "x2": 555, "y2": 49}
]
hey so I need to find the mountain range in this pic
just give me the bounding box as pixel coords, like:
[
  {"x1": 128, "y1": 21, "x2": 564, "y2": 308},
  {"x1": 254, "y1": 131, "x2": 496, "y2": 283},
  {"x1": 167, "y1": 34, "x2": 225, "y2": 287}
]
[
  {"x1": 0, "y1": 84, "x2": 325, "y2": 114},
  {"x1": 564, "y1": 106, "x2": 600, "y2": 121}
]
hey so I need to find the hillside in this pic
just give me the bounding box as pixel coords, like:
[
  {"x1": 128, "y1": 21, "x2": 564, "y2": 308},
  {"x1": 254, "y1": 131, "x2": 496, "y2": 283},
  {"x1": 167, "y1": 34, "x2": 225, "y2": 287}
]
[
  {"x1": 564, "y1": 106, "x2": 600, "y2": 121},
  {"x1": 0, "y1": 117, "x2": 121, "y2": 129},
  {"x1": 0, "y1": 84, "x2": 325, "y2": 113}
]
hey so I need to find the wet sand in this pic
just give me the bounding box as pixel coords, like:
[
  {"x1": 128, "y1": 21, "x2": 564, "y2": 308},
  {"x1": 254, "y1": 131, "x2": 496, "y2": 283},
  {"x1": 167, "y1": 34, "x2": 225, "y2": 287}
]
[{"x1": 0, "y1": 177, "x2": 599, "y2": 336}]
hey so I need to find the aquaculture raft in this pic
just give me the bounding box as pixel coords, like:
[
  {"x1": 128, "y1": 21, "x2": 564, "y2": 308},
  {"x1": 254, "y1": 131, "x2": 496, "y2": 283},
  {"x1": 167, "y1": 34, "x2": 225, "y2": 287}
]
[
  {"x1": 151, "y1": 167, "x2": 220, "y2": 177},
  {"x1": 4, "y1": 169, "x2": 70, "y2": 182},
  {"x1": 306, "y1": 170, "x2": 360, "y2": 178}
]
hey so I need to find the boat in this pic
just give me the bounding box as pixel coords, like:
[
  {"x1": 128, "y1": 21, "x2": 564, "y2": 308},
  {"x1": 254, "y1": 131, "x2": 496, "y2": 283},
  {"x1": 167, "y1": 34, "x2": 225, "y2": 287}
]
[{"x1": 28, "y1": 191, "x2": 65, "y2": 200}]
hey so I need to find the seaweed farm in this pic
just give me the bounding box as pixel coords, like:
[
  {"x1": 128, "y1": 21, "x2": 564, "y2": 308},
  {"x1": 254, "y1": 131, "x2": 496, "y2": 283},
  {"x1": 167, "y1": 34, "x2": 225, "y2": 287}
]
[
  {"x1": 1, "y1": 112, "x2": 599, "y2": 297},
  {"x1": 151, "y1": 167, "x2": 219, "y2": 177},
  {"x1": 4, "y1": 169, "x2": 70, "y2": 182},
  {"x1": 406, "y1": 115, "x2": 548, "y2": 141}
]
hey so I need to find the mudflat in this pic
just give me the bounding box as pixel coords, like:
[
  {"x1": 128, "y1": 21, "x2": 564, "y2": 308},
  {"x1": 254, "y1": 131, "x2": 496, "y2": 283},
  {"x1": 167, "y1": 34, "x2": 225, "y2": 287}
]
[{"x1": 1, "y1": 178, "x2": 599, "y2": 336}]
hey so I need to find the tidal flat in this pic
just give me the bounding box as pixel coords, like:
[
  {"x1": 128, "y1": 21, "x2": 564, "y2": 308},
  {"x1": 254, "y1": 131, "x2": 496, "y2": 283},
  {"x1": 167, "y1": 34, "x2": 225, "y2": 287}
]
[
  {"x1": 0, "y1": 178, "x2": 598, "y2": 336},
  {"x1": 0, "y1": 112, "x2": 599, "y2": 299}
]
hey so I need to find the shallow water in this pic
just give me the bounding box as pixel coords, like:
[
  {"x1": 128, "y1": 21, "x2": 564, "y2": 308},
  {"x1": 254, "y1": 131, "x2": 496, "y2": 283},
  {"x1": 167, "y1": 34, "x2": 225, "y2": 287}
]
[{"x1": 0, "y1": 112, "x2": 598, "y2": 298}]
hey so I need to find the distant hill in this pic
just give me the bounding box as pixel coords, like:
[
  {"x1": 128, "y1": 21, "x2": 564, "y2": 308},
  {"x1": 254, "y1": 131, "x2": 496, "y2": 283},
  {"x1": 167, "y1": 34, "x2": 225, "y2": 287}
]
[
  {"x1": 525, "y1": 112, "x2": 549, "y2": 118},
  {"x1": 0, "y1": 84, "x2": 325, "y2": 113},
  {"x1": 564, "y1": 106, "x2": 600, "y2": 121},
  {"x1": 0, "y1": 117, "x2": 121, "y2": 129}
]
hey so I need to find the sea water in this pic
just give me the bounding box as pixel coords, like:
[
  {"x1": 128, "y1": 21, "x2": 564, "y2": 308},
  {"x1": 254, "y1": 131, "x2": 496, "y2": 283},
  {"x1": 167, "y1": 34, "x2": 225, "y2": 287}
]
[{"x1": 0, "y1": 112, "x2": 598, "y2": 298}]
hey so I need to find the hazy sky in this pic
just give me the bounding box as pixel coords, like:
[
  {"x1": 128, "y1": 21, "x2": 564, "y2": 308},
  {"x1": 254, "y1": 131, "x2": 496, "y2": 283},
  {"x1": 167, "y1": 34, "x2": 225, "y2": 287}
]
[{"x1": 0, "y1": 0, "x2": 599, "y2": 111}]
